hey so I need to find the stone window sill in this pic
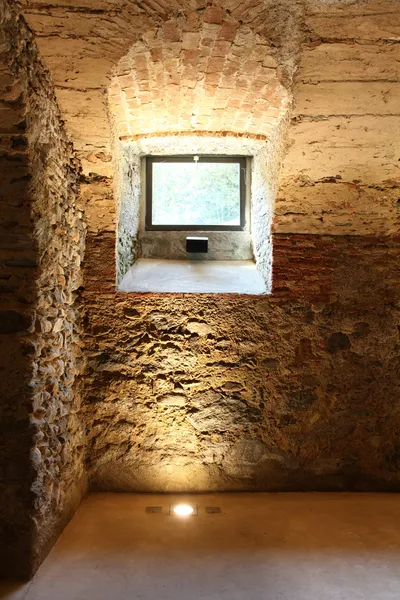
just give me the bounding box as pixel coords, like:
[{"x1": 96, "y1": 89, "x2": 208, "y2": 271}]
[{"x1": 118, "y1": 259, "x2": 267, "y2": 294}]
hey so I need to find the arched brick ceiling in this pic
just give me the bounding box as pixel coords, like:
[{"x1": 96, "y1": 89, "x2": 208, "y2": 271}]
[
  {"x1": 20, "y1": 0, "x2": 301, "y2": 175},
  {"x1": 110, "y1": 14, "x2": 289, "y2": 139}
]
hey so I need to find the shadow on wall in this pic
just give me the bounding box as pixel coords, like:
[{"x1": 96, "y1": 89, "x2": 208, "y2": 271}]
[{"x1": 0, "y1": 0, "x2": 87, "y2": 579}]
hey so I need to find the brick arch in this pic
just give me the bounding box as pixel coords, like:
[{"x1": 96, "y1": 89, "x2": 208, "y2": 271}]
[
  {"x1": 109, "y1": 11, "x2": 289, "y2": 139},
  {"x1": 21, "y1": 1, "x2": 300, "y2": 175}
]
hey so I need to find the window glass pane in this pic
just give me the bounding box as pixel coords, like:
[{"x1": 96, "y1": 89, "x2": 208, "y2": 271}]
[{"x1": 151, "y1": 161, "x2": 241, "y2": 226}]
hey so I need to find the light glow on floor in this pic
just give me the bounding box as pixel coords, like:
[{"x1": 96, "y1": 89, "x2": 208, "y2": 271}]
[{"x1": 172, "y1": 504, "x2": 195, "y2": 517}]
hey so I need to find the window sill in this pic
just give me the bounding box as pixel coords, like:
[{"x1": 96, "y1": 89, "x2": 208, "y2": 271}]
[{"x1": 118, "y1": 259, "x2": 267, "y2": 294}]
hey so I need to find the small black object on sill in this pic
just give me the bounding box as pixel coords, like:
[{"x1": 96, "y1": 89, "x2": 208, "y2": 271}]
[{"x1": 186, "y1": 237, "x2": 208, "y2": 253}]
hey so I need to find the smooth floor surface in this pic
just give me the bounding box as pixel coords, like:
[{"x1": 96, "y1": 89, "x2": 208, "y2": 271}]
[
  {"x1": 118, "y1": 259, "x2": 267, "y2": 293},
  {"x1": 2, "y1": 493, "x2": 400, "y2": 600}
]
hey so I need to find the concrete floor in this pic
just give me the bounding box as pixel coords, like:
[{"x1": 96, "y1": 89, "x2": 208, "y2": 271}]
[{"x1": 2, "y1": 493, "x2": 400, "y2": 600}]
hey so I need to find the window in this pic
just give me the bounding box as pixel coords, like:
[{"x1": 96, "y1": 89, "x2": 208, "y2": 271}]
[{"x1": 145, "y1": 155, "x2": 246, "y2": 231}]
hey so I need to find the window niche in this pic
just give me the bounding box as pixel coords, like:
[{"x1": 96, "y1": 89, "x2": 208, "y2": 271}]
[{"x1": 116, "y1": 136, "x2": 276, "y2": 294}]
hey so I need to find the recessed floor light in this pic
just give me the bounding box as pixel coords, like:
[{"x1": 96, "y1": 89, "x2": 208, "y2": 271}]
[{"x1": 171, "y1": 504, "x2": 197, "y2": 517}]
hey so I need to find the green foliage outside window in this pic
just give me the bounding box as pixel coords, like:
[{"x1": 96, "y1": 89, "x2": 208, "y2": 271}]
[{"x1": 152, "y1": 161, "x2": 241, "y2": 226}]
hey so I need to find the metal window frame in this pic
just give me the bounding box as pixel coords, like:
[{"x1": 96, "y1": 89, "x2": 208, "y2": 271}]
[{"x1": 145, "y1": 155, "x2": 247, "y2": 231}]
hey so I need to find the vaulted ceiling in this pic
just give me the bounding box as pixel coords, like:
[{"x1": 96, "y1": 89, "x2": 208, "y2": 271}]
[{"x1": 20, "y1": 0, "x2": 303, "y2": 175}]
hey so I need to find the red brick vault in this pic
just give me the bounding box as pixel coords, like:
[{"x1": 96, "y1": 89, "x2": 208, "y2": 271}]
[
  {"x1": 21, "y1": 0, "x2": 303, "y2": 176},
  {"x1": 109, "y1": 7, "x2": 289, "y2": 138}
]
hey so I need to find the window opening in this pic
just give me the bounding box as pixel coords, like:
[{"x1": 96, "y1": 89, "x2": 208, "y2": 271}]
[{"x1": 145, "y1": 155, "x2": 246, "y2": 231}]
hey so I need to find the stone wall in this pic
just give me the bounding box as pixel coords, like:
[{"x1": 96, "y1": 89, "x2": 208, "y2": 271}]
[
  {"x1": 0, "y1": 0, "x2": 86, "y2": 578},
  {"x1": 1, "y1": 0, "x2": 398, "y2": 582},
  {"x1": 0, "y1": 0, "x2": 36, "y2": 578},
  {"x1": 79, "y1": 0, "x2": 400, "y2": 492},
  {"x1": 83, "y1": 233, "x2": 400, "y2": 492}
]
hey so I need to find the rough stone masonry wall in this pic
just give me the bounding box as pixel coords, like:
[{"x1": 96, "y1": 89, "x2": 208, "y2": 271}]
[
  {"x1": 81, "y1": 0, "x2": 400, "y2": 493},
  {"x1": 83, "y1": 234, "x2": 400, "y2": 492},
  {"x1": 0, "y1": 0, "x2": 86, "y2": 579}
]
